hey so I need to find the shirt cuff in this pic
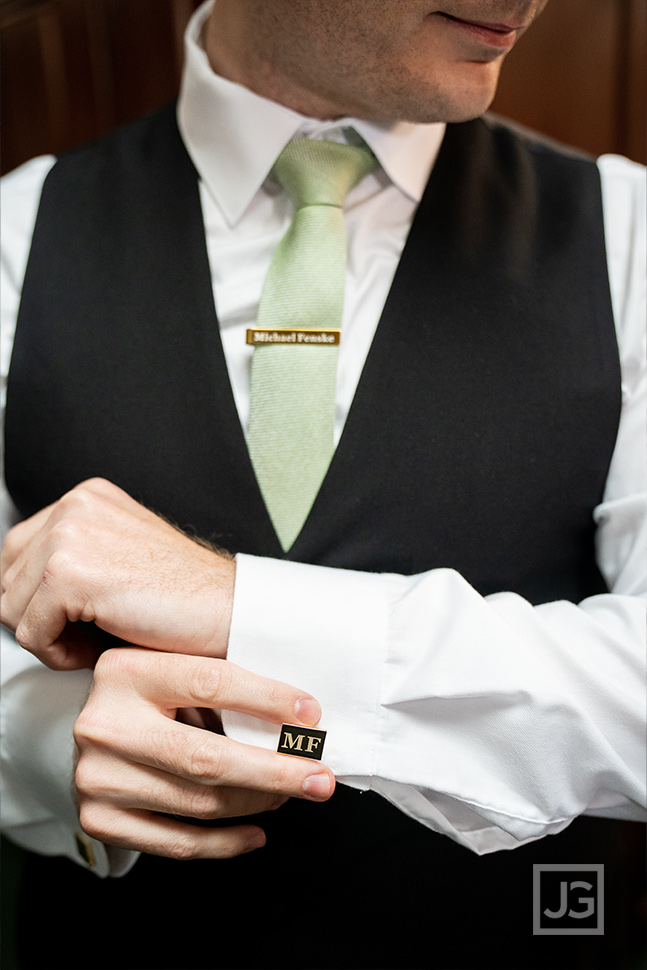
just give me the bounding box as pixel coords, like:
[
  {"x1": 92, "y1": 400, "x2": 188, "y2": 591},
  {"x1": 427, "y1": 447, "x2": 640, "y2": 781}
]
[
  {"x1": 221, "y1": 553, "x2": 391, "y2": 784},
  {"x1": 1, "y1": 657, "x2": 137, "y2": 877},
  {"x1": 221, "y1": 553, "x2": 646, "y2": 855}
]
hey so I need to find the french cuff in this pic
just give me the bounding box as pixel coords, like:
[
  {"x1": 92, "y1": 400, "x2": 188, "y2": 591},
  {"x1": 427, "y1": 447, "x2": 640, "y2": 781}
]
[
  {"x1": 1, "y1": 664, "x2": 138, "y2": 878},
  {"x1": 221, "y1": 553, "x2": 389, "y2": 781},
  {"x1": 5, "y1": 821, "x2": 137, "y2": 878}
]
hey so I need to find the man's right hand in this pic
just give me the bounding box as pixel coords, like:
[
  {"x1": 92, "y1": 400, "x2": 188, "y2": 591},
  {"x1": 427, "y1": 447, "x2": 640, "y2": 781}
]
[
  {"x1": 74, "y1": 647, "x2": 334, "y2": 859},
  {"x1": 0, "y1": 477, "x2": 236, "y2": 671}
]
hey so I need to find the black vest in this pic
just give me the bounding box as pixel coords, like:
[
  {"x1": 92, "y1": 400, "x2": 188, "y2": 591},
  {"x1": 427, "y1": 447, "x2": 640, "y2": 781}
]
[{"x1": 7, "y1": 105, "x2": 637, "y2": 970}]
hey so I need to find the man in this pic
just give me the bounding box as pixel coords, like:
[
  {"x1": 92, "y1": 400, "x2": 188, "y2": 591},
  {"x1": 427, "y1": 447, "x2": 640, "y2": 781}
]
[{"x1": 1, "y1": 1, "x2": 645, "y2": 968}]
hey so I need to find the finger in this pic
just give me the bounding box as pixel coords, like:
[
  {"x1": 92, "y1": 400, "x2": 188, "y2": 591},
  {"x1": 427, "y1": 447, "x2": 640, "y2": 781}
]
[
  {"x1": 6, "y1": 574, "x2": 86, "y2": 669},
  {"x1": 76, "y1": 753, "x2": 289, "y2": 820},
  {"x1": 2, "y1": 569, "x2": 119, "y2": 669},
  {"x1": 100, "y1": 649, "x2": 322, "y2": 727},
  {"x1": 79, "y1": 804, "x2": 268, "y2": 860},
  {"x1": 80, "y1": 651, "x2": 334, "y2": 801},
  {"x1": 109, "y1": 718, "x2": 334, "y2": 802},
  {"x1": 135, "y1": 782, "x2": 289, "y2": 821},
  {"x1": 3, "y1": 523, "x2": 127, "y2": 667},
  {"x1": 1, "y1": 502, "x2": 58, "y2": 581}
]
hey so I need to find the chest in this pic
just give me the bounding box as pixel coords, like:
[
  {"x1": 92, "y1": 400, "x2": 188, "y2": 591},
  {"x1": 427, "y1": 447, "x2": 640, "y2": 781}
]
[{"x1": 5, "y1": 108, "x2": 622, "y2": 603}]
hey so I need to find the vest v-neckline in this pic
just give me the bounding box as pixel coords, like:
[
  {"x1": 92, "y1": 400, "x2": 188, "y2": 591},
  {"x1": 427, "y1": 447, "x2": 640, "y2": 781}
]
[{"x1": 202, "y1": 125, "x2": 463, "y2": 557}]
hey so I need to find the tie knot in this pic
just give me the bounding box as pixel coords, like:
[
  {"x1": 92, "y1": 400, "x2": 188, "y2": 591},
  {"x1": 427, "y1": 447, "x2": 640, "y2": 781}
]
[{"x1": 273, "y1": 138, "x2": 377, "y2": 210}]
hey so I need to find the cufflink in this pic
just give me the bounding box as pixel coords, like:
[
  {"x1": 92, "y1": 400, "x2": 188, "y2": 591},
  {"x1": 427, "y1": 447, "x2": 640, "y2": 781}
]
[
  {"x1": 74, "y1": 831, "x2": 96, "y2": 867},
  {"x1": 277, "y1": 724, "x2": 326, "y2": 760}
]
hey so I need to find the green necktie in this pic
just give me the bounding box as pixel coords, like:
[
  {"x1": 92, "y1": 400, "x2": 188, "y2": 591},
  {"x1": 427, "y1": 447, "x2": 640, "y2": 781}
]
[{"x1": 247, "y1": 138, "x2": 377, "y2": 550}]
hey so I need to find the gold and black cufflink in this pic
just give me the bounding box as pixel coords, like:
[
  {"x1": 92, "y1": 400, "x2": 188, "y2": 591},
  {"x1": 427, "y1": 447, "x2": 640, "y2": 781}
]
[
  {"x1": 277, "y1": 724, "x2": 326, "y2": 760},
  {"x1": 74, "y1": 831, "x2": 96, "y2": 867}
]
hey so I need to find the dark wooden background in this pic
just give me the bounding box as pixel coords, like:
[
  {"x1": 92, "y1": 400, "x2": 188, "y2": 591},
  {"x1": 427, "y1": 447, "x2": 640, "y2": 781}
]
[{"x1": 1, "y1": 0, "x2": 645, "y2": 176}]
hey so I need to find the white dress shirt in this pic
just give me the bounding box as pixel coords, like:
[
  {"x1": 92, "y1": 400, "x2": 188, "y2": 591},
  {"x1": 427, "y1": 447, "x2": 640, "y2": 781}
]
[{"x1": 1, "y1": 0, "x2": 645, "y2": 875}]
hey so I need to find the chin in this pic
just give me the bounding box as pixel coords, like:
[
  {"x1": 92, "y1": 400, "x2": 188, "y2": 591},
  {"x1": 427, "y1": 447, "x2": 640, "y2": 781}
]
[
  {"x1": 434, "y1": 95, "x2": 497, "y2": 123},
  {"x1": 379, "y1": 90, "x2": 497, "y2": 125},
  {"x1": 414, "y1": 78, "x2": 500, "y2": 124},
  {"x1": 361, "y1": 61, "x2": 503, "y2": 124},
  {"x1": 442, "y1": 62, "x2": 504, "y2": 119}
]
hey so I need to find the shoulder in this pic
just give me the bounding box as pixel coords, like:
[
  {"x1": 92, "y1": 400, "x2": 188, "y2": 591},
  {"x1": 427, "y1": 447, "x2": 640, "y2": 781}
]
[
  {"x1": 597, "y1": 154, "x2": 646, "y2": 367},
  {"x1": 1, "y1": 155, "x2": 56, "y2": 376},
  {"x1": 12, "y1": 101, "x2": 183, "y2": 211},
  {"x1": 1, "y1": 154, "x2": 56, "y2": 235},
  {"x1": 442, "y1": 112, "x2": 603, "y2": 210},
  {"x1": 598, "y1": 153, "x2": 646, "y2": 213},
  {"x1": 39, "y1": 101, "x2": 191, "y2": 210},
  {"x1": 479, "y1": 113, "x2": 596, "y2": 165}
]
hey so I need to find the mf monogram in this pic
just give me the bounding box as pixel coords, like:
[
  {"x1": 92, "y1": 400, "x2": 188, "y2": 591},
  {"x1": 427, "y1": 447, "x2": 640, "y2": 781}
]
[
  {"x1": 277, "y1": 724, "x2": 327, "y2": 761},
  {"x1": 533, "y1": 865, "x2": 604, "y2": 935}
]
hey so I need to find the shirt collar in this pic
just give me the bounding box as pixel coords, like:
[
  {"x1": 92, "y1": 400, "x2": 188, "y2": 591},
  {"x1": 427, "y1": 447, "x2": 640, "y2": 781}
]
[{"x1": 178, "y1": 0, "x2": 446, "y2": 226}]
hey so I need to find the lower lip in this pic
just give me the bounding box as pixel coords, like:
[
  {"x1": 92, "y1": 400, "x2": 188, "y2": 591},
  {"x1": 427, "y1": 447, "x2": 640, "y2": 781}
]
[{"x1": 438, "y1": 13, "x2": 519, "y2": 48}]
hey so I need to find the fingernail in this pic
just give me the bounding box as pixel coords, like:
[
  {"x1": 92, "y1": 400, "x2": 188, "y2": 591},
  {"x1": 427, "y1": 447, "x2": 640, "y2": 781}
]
[
  {"x1": 302, "y1": 773, "x2": 332, "y2": 800},
  {"x1": 294, "y1": 697, "x2": 321, "y2": 726},
  {"x1": 245, "y1": 830, "x2": 267, "y2": 852}
]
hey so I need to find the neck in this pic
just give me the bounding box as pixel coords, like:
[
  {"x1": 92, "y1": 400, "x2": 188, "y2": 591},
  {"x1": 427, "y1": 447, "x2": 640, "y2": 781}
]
[{"x1": 203, "y1": 3, "x2": 346, "y2": 121}]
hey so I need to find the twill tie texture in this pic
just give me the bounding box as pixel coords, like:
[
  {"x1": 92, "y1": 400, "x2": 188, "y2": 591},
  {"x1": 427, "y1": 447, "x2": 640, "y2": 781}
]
[{"x1": 247, "y1": 138, "x2": 377, "y2": 550}]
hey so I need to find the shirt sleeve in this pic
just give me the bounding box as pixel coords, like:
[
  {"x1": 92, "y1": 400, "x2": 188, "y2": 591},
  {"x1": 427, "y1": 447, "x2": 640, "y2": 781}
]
[
  {"x1": 0, "y1": 157, "x2": 136, "y2": 876},
  {"x1": 222, "y1": 154, "x2": 647, "y2": 854}
]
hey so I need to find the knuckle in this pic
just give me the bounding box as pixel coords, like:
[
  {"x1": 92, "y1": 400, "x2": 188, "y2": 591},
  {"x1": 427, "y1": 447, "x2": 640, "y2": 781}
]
[
  {"x1": 264, "y1": 680, "x2": 288, "y2": 711},
  {"x1": 74, "y1": 757, "x2": 106, "y2": 800},
  {"x1": 78, "y1": 802, "x2": 112, "y2": 843},
  {"x1": 14, "y1": 623, "x2": 63, "y2": 669},
  {"x1": 0, "y1": 591, "x2": 15, "y2": 631},
  {"x1": 188, "y1": 736, "x2": 224, "y2": 783},
  {"x1": 73, "y1": 701, "x2": 120, "y2": 751},
  {"x1": 92, "y1": 647, "x2": 137, "y2": 685},
  {"x1": 72, "y1": 710, "x2": 93, "y2": 747},
  {"x1": 54, "y1": 481, "x2": 112, "y2": 527},
  {"x1": 48, "y1": 516, "x2": 82, "y2": 547},
  {"x1": 14, "y1": 618, "x2": 35, "y2": 652},
  {"x1": 57, "y1": 485, "x2": 96, "y2": 518},
  {"x1": 186, "y1": 785, "x2": 221, "y2": 820},
  {"x1": 272, "y1": 757, "x2": 303, "y2": 795},
  {"x1": 273, "y1": 765, "x2": 294, "y2": 796},
  {"x1": 1, "y1": 524, "x2": 21, "y2": 561},
  {"x1": 71, "y1": 478, "x2": 120, "y2": 510},
  {"x1": 78, "y1": 477, "x2": 113, "y2": 494},
  {"x1": 0, "y1": 562, "x2": 17, "y2": 594},
  {"x1": 42, "y1": 546, "x2": 79, "y2": 587},
  {"x1": 167, "y1": 831, "x2": 201, "y2": 862},
  {"x1": 187, "y1": 659, "x2": 228, "y2": 706},
  {"x1": 43, "y1": 527, "x2": 90, "y2": 579},
  {"x1": 93, "y1": 647, "x2": 122, "y2": 677}
]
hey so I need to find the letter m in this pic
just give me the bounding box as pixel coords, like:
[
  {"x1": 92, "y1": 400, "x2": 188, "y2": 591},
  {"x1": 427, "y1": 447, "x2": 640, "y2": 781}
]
[{"x1": 280, "y1": 731, "x2": 304, "y2": 751}]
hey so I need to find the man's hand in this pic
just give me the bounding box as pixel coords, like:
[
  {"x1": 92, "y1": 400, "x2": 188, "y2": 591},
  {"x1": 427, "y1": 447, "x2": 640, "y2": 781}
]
[
  {"x1": 73, "y1": 647, "x2": 334, "y2": 859},
  {"x1": 0, "y1": 478, "x2": 235, "y2": 670}
]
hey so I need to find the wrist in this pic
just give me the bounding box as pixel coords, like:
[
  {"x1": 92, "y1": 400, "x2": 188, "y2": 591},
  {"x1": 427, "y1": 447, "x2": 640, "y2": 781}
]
[
  {"x1": 222, "y1": 553, "x2": 388, "y2": 779},
  {"x1": 204, "y1": 551, "x2": 236, "y2": 659}
]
